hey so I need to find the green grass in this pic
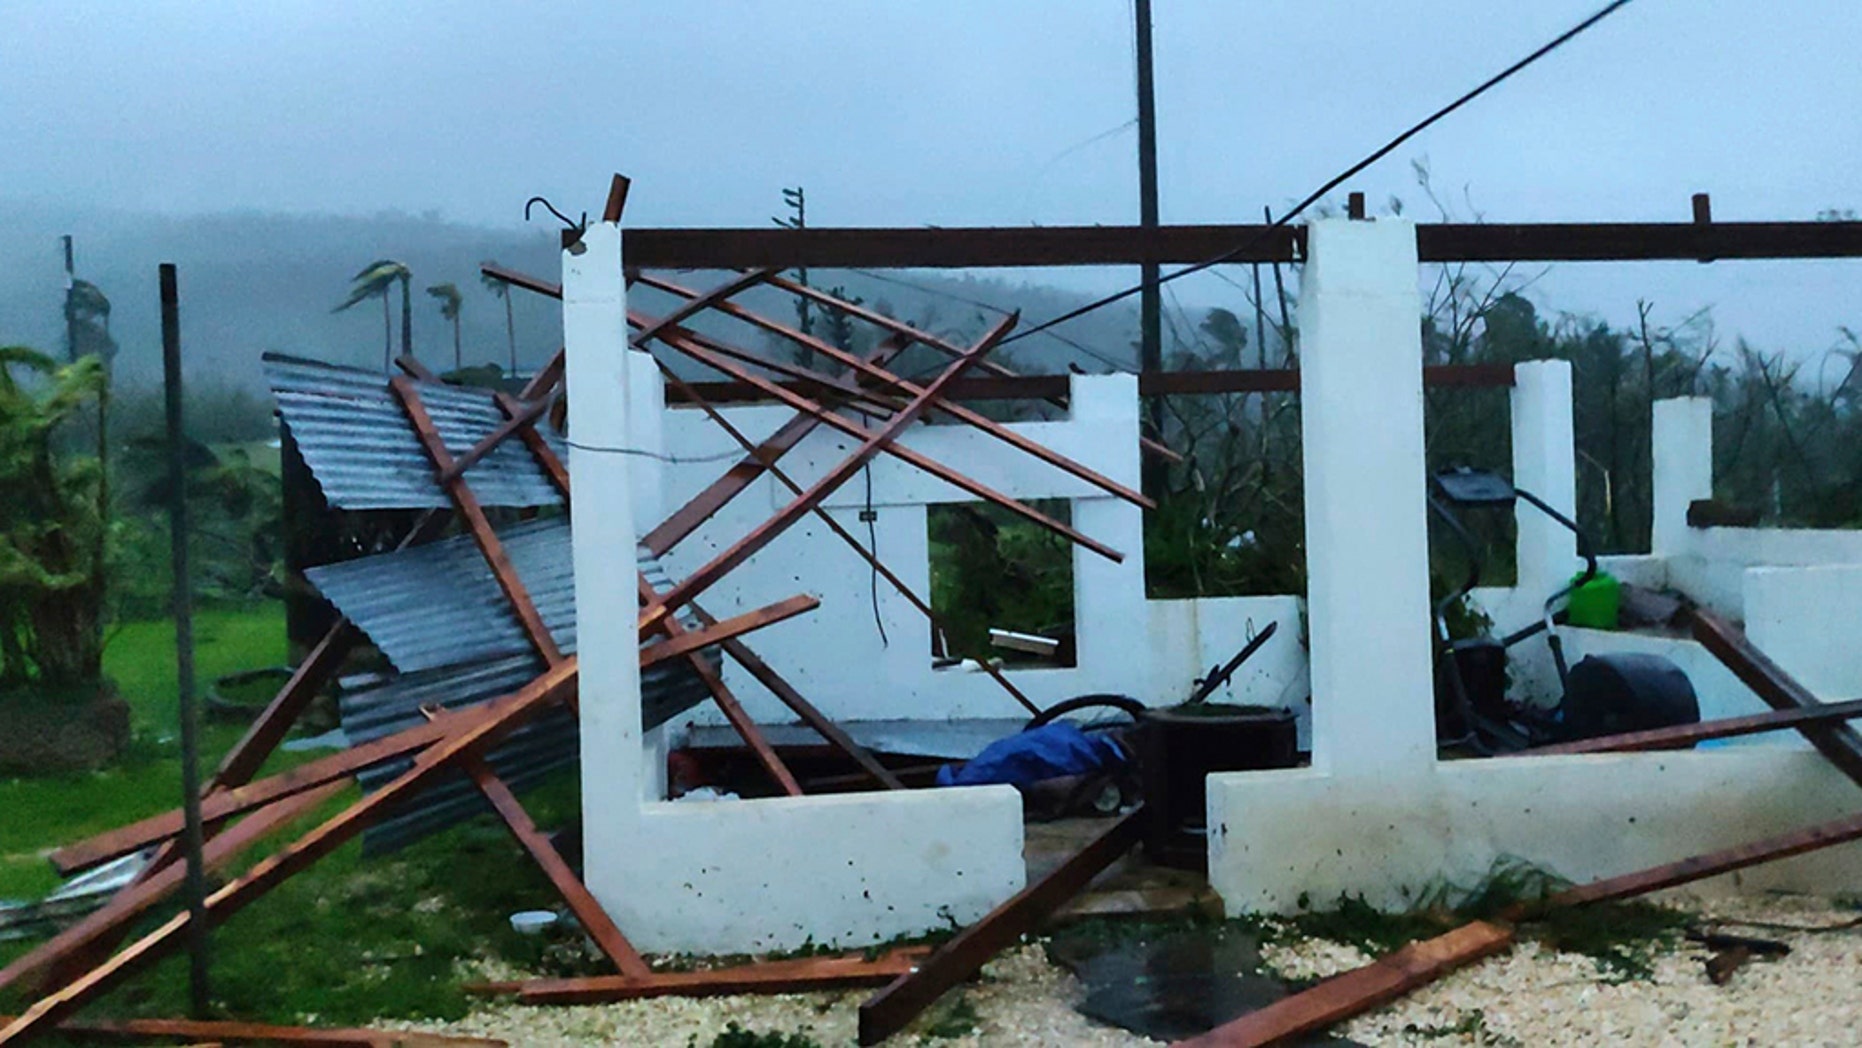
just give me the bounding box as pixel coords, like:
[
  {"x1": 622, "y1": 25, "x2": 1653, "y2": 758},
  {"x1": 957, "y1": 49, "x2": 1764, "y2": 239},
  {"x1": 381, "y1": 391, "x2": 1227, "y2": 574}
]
[
  {"x1": 1, "y1": 606, "x2": 288, "y2": 901},
  {"x1": 1, "y1": 601, "x2": 610, "y2": 1026}
]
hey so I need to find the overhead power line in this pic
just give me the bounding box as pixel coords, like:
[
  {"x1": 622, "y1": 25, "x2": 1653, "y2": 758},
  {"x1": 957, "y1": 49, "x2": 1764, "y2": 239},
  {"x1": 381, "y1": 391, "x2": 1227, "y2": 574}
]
[{"x1": 999, "y1": 0, "x2": 1639, "y2": 348}]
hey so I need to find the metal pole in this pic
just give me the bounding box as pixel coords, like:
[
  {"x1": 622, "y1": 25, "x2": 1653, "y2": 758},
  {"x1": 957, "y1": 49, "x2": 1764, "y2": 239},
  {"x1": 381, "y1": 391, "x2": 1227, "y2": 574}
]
[
  {"x1": 61, "y1": 236, "x2": 77, "y2": 363},
  {"x1": 1135, "y1": 0, "x2": 1164, "y2": 493},
  {"x1": 160, "y1": 262, "x2": 212, "y2": 1017}
]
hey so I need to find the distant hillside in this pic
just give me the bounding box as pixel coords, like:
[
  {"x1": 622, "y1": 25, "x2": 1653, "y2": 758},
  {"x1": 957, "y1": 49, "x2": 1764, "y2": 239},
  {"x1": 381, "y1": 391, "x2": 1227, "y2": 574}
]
[{"x1": 0, "y1": 203, "x2": 1181, "y2": 397}]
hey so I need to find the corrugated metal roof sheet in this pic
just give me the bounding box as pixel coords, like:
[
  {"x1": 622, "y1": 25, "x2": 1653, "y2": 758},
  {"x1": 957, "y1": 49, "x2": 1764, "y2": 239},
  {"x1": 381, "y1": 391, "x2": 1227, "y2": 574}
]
[
  {"x1": 264, "y1": 353, "x2": 567, "y2": 510},
  {"x1": 307, "y1": 517, "x2": 576, "y2": 674}
]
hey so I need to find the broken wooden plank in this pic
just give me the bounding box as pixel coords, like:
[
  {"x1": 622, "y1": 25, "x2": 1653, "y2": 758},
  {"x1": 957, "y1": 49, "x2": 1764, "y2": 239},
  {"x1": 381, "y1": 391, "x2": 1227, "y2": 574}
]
[
  {"x1": 472, "y1": 948, "x2": 929, "y2": 1006},
  {"x1": 1170, "y1": 922, "x2": 1515, "y2": 1048},
  {"x1": 392, "y1": 376, "x2": 565, "y2": 667},
  {"x1": 8, "y1": 1014, "x2": 506, "y2": 1046},
  {"x1": 1523, "y1": 696, "x2": 1862, "y2": 756},
  {"x1": 0, "y1": 785, "x2": 344, "y2": 994},
  {"x1": 0, "y1": 662, "x2": 579, "y2": 1045},
  {"x1": 636, "y1": 576, "x2": 803, "y2": 797},
  {"x1": 699, "y1": 614, "x2": 904, "y2": 792},
  {"x1": 639, "y1": 334, "x2": 913, "y2": 558},
  {"x1": 857, "y1": 809, "x2": 1144, "y2": 1045},
  {"x1": 759, "y1": 270, "x2": 1182, "y2": 463},
  {"x1": 641, "y1": 594, "x2": 820, "y2": 665},
  {"x1": 656, "y1": 324, "x2": 1122, "y2": 564},
  {"x1": 459, "y1": 754, "x2": 653, "y2": 978},
  {"x1": 628, "y1": 268, "x2": 776, "y2": 349},
  {"x1": 654, "y1": 362, "x2": 1039, "y2": 718},
  {"x1": 1539, "y1": 810, "x2": 1862, "y2": 911},
  {"x1": 640, "y1": 313, "x2": 1017, "y2": 633},
  {"x1": 436, "y1": 394, "x2": 553, "y2": 484},
  {"x1": 638, "y1": 271, "x2": 1154, "y2": 510},
  {"x1": 1688, "y1": 606, "x2": 1862, "y2": 786}
]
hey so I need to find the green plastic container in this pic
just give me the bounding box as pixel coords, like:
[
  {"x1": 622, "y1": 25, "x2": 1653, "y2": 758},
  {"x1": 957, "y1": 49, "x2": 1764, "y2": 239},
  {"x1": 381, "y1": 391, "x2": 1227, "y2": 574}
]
[{"x1": 1565, "y1": 569, "x2": 1620, "y2": 629}]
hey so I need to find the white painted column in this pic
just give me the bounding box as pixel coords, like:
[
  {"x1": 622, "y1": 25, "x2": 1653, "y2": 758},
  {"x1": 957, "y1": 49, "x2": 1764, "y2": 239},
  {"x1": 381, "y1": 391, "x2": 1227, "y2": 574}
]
[
  {"x1": 1510, "y1": 360, "x2": 1578, "y2": 602},
  {"x1": 1297, "y1": 218, "x2": 1434, "y2": 776},
  {"x1": 564, "y1": 223, "x2": 647, "y2": 858},
  {"x1": 1652, "y1": 397, "x2": 1713, "y2": 557},
  {"x1": 1066, "y1": 373, "x2": 1149, "y2": 696}
]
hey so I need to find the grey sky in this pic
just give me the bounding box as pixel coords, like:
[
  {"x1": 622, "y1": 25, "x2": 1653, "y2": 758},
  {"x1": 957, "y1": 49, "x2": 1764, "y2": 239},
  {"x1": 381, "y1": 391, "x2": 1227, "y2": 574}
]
[{"x1": 3, "y1": 1, "x2": 1857, "y2": 354}]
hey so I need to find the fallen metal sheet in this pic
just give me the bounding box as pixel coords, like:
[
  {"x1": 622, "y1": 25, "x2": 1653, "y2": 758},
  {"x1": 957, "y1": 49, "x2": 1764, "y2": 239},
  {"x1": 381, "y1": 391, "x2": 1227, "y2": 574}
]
[
  {"x1": 307, "y1": 518, "x2": 577, "y2": 674},
  {"x1": 340, "y1": 650, "x2": 709, "y2": 857},
  {"x1": 265, "y1": 353, "x2": 566, "y2": 510},
  {"x1": 0, "y1": 854, "x2": 147, "y2": 943}
]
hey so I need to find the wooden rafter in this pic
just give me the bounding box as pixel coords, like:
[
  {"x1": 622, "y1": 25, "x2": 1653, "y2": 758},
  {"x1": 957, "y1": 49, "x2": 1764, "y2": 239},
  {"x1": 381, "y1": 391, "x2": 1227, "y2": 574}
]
[
  {"x1": 655, "y1": 325, "x2": 1122, "y2": 563},
  {"x1": 1689, "y1": 607, "x2": 1862, "y2": 786},
  {"x1": 858, "y1": 809, "x2": 1144, "y2": 1044},
  {"x1": 472, "y1": 947, "x2": 929, "y2": 1005},
  {"x1": 639, "y1": 314, "x2": 1018, "y2": 634},
  {"x1": 655, "y1": 362, "x2": 1039, "y2": 717},
  {"x1": 392, "y1": 376, "x2": 565, "y2": 667},
  {"x1": 636, "y1": 272, "x2": 1154, "y2": 510},
  {"x1": 459, "y1": 754, "x2": 652, "y2": 977},
  {"x1": 1524, "y1": 696, "x2": 1862, "y2": 756}
]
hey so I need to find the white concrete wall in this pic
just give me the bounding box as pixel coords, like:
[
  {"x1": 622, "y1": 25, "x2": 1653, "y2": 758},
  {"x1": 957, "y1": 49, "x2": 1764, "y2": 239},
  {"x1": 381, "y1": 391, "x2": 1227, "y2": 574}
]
[
  {"x1": 569, "y1": 222, "x2": 1026, "y2": 954},
  {"x1": 1207, "y1": 220, "x2": 1862, "y2": 917}
]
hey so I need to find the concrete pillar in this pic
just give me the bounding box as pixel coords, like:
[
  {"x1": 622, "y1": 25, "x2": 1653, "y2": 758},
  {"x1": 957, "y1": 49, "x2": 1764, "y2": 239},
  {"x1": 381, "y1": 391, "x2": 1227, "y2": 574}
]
[
  {"x1": 564, "y1": 223, "x2": 647, "y2": 855},
  {"x1": 1510, "y1": 360, "x2": 1579, "y2": 600},
  {"x1": 1296, "y1": 218, "x2": 1433, "y2": 777},
  {"x1": 1652, "y1": 397, "x2": 1713, "y2": 556}
]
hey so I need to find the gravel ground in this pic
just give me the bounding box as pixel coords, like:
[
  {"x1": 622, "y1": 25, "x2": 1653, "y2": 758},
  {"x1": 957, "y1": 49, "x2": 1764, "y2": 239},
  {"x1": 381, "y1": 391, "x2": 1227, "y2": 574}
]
[{"x1": 394, "y1": 893, "x2": 1861, "y2": 1047}]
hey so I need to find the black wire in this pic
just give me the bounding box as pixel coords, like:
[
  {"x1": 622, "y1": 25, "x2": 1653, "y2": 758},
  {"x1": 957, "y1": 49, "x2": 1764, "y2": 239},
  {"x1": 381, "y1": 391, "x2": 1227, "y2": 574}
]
[
  {"x1": 999, "y1": 0, "x2": 1638, "y2": 348},
  {"x1": 864, "y1": 461, "x2": 888, "y2": 647}
]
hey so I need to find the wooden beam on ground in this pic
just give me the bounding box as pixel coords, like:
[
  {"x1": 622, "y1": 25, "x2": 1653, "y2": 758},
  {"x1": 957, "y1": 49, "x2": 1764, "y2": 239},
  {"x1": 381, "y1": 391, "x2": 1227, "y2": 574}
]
[
  {"x1": 392, "y1": 376, "x2": 565, "y2": 667},
  {"x1": 655, "y1": 324, "x2": 1122, "y2": 565},
  {"x1": 858, "y1": 809, "x2": 1144, "y2": 1045},
  {"x1": 640, "y1": 314, "x2": 1018, "y2": 633},
  {"x1": 0, "y1": 662, "x2": 579, "y2": 1045},
  {"x1": 0, "y1": 785, "x2": 343, "y2": 994},
  {"x1": 1688, "y1": 606, "x2": 1862, "y2": 786},
  {"x1": 459, "y1": 755, "x2": 652, "y2": 977},
  {"x1": 639, "y1": 334, "x2": 913, "y2": 558},
  {"x1": 1538, "y1": 810, "x2": 1862, "y2": 911},
  {"x1": 656, "y1": 363, "x2": 1039, "y2": 718},
  {"x1": 638, "y1": 273, "x2": 1154, "y2": 510},
  {"x1": 10, "y1": 1015, "x2": 507, "y2": 1046},
  {"x1": 1171, "y1": 922, "x2": 1515, "y2": 1048},
  {"x1": 1523, "y1": 696, "x2": 1862, "y2": 755},
  {"x1": 470, "y1": 948, "x2": 929, "y2": 1006}
]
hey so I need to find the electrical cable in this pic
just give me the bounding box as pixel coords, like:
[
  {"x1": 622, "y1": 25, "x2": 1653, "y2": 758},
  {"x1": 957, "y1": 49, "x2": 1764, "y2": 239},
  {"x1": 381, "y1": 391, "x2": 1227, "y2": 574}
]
[
  {"x1": 561, "y1": 440, "x2": 757, "y2": 464},
  {"x1": 997, "y1": 0, "x2": 1639, "y2": 349}
]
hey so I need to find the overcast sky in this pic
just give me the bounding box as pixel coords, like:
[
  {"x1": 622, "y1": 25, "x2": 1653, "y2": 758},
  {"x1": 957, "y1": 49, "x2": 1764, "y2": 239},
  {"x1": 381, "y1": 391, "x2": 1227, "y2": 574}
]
[{"x1": 3, "y1": 1, "x2": 1857, "y2": 356}]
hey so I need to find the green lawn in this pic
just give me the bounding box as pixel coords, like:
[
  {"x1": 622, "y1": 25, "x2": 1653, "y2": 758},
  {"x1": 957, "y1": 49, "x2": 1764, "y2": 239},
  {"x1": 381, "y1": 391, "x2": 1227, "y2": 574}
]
[
  {"x1": 1, "y1": 606, "x2": 288, "y2": 901},
  {"x1": 0, "y1": 601, "x2": 597, "y2": 1026}
]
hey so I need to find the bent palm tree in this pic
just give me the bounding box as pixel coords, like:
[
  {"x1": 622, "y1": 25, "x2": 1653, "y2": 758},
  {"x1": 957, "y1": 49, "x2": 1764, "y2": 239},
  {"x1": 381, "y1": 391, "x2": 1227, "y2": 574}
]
[
  {"x1": 334, "y1": 260, "x2": 409, "y2": 372},
  {"x1": 481, "y1": 264, "x2": 517, "y2": 375},
  {"x1": 427, "y1": 282, "x2": 463, "y2": 370}
]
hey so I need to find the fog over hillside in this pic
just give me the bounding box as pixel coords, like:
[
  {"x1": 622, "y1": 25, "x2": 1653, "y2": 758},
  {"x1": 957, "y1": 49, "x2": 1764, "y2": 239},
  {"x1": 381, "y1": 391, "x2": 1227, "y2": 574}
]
[{"x1": 0, "y1": 202, "x2": 1195, "y2": 397}]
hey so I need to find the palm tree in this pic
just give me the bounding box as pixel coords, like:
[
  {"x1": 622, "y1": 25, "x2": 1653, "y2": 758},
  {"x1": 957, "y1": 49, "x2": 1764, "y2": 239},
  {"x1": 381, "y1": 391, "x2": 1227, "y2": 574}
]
[
  {"x1": 334, "y1": 260, "x2": 410, "y2": 372},
  {"x1": 481, "y1": 264, "x2": 517, "y2": 375},
  {"x1": 427, "y1": 283, "x2": 463, "y2": 370}
]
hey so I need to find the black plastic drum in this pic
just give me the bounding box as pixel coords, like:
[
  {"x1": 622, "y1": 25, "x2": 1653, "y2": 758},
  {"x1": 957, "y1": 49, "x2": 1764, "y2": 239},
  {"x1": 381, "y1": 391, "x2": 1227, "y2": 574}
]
[{"x1": 1560, "y1": 652, "x2": 1700, "y2": 741}]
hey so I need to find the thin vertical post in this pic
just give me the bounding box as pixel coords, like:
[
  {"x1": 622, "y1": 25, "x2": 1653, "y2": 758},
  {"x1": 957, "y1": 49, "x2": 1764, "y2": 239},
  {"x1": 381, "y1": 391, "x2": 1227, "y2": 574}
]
[
  {"x1": 1134, "y1": 0, "x2": 1163, "y2": 495},
  {"x1": 159, "y1": 263, "x2": 211, "y2": 1017}
]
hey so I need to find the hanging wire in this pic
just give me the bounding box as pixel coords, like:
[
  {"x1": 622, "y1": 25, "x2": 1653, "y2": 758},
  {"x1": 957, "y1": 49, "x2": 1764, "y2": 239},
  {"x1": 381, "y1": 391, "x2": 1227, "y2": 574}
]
[{"x1": 998, "y1": 0, "x2": 1639, "y2": 348}]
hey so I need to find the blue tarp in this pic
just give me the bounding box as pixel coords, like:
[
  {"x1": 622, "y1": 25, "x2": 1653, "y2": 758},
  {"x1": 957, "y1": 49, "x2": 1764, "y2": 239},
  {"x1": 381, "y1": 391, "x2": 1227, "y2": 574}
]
[{"x1": 935, "y1": 722, "x2": 1126, "y2": 788}]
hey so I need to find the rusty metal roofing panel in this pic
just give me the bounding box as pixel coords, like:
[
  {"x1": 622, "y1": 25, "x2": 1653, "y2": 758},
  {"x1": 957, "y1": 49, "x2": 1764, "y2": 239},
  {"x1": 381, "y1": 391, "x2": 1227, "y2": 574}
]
[{"x1": 264, "y1": 353, "x2": 566, "y2": 510}]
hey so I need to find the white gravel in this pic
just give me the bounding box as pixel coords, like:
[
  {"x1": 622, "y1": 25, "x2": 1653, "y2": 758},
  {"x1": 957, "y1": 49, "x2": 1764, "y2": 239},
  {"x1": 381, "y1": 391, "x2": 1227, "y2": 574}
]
[{"x1": 392, "y1": 894, "x2": 1862, "y2": 1047}]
